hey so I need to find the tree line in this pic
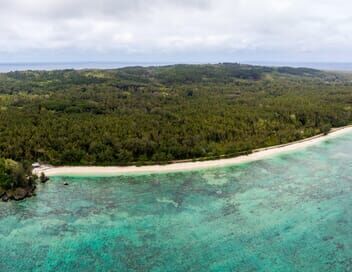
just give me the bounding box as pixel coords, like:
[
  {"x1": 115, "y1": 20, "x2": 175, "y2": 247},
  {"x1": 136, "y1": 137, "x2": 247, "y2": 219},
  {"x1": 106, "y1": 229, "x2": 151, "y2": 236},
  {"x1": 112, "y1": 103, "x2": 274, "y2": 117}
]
[{"x1": 0, "y1": 63, "x2": 350, "y2": 166}]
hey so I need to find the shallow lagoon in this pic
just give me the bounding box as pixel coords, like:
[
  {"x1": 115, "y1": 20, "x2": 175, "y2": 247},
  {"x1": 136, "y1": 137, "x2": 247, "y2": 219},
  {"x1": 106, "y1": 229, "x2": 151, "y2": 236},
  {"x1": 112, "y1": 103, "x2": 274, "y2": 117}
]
[{"x1": 1, "y1": 133, "x2": 352, "y2": 271}]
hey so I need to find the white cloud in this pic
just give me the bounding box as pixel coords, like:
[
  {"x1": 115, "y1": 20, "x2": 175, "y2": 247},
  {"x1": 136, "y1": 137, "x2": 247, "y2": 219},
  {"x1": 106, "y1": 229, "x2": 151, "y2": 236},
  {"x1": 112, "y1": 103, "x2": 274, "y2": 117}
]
[{"x1": 1, "y1": 0, "x2": 352, "y2": 61}]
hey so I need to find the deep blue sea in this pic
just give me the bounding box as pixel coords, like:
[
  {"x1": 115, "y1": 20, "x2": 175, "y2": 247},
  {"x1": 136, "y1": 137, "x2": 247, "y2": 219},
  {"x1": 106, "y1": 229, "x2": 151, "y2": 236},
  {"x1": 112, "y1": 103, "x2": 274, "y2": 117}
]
[
  {"x1": 249, "y1": 62, "x2": 352, "y2": 71},
  {"x1": 1, "y1": 132, "x2": 352, "y2": 271}
]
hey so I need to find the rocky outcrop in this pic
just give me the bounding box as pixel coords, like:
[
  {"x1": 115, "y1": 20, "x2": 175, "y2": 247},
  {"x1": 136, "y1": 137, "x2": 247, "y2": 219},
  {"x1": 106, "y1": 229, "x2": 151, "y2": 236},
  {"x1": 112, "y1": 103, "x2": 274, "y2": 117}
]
[
  {"x1": 40, "y1": 172, "x2": 50, "y2": 183},
  {"x1": 1, "y1": 185, "x2": 36, "y2": 202},
  {"x1": 0, "y1": 188, "x2": 6, "y2": 199}
]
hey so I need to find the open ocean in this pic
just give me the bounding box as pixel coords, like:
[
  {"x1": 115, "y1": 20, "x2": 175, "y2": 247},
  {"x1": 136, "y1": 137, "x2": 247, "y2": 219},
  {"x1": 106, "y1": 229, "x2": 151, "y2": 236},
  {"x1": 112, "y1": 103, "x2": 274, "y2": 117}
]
[
  {"x1": 1, "y1": 62, "x2": 352, "y2": 72},
  {"x1": 1, "y1": 131, "x2": 352, "y2": 271}
]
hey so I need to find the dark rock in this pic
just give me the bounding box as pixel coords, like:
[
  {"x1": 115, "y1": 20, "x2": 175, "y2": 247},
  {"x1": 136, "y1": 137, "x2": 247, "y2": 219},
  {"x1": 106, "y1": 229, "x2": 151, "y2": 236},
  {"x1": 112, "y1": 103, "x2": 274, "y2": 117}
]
[
  {"x1": 64, "y1": 182, "x2": 69, "y2": 186},
  {"x1": 41, "y1": 178, "x2": 49, "y2": 183},
  {"x1": 0, "y1": 185, "x2": 36, "y2": 202},
  {"x1": 13, "y1": 188, "x2": 29, "y2": 201},
  {"x1": 0, "y1": 188, "x2": 5, "y2": 198},
  {"x1": 40, "y1": 174, "x2": 50, "y2": 183},
  {"x1": 6, "y1": 190, "x2": 14, "y2": 199},
  {"x1": 2, "y1": 193, "x2": 9, "y2": 202}
]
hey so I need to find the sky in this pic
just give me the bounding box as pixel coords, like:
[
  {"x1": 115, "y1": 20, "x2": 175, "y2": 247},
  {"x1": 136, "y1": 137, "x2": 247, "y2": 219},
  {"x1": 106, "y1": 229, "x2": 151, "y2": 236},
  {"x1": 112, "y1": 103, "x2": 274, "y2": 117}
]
[{"x1": 1, "y1": 0, "x2": 352, "y2": 63}]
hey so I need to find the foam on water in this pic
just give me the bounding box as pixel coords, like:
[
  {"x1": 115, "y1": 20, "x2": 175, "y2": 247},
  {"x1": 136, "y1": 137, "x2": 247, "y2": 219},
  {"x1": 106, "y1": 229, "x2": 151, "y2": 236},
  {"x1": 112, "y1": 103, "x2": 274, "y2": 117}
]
[{"x1": 1, "y1": 134, "x2": 352, "y2": 271}]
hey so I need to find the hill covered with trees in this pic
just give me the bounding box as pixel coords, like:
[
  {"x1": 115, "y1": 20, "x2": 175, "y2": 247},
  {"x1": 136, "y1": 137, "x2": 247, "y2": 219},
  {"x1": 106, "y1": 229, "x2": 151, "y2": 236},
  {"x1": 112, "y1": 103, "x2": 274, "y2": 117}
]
[{"x1": 0, "y1": 63, "x2": 351, "y2": 166}]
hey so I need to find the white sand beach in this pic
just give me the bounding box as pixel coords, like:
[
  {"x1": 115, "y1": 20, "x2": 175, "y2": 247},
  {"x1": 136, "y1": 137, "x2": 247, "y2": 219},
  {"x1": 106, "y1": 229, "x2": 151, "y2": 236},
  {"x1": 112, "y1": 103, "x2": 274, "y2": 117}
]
[{"x1": 34, "y1": 126, "x2": 352, "y2": 177}]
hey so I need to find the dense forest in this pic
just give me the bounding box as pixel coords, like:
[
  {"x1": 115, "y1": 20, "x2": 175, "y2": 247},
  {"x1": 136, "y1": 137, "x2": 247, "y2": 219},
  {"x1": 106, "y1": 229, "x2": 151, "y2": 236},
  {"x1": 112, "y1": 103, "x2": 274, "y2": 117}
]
[{"x1": 0, "y1": 63, "x2": 351, "y2": 166}]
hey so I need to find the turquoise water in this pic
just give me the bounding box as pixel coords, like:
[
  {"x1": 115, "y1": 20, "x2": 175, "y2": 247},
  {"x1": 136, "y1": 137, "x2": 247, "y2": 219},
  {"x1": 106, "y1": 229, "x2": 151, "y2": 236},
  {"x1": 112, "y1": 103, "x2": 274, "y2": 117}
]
[{"x1": 1, "y1": 134, "x2": 352, "y2": 271}]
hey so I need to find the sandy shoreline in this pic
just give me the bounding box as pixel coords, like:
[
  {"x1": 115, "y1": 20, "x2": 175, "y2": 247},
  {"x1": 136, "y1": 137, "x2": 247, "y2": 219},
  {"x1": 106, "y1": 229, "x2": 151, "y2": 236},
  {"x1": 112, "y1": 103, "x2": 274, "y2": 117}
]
[{"x1": 34, "y1": 126, "x2": 352, "y2": 177}]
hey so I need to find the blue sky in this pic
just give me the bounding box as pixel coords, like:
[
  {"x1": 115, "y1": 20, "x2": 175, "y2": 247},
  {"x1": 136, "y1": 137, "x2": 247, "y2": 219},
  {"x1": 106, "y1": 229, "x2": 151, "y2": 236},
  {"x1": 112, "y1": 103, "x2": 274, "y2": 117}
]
[{"x1": 1, "y1": 0, "x2": 352, "y2": 63}]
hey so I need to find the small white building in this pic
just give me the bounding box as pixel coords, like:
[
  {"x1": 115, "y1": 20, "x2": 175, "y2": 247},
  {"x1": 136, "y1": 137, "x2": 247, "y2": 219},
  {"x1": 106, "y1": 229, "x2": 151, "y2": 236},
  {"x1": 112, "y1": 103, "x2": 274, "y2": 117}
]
[{"x1": 32, "y1": 162, "x2": 41, "y2": 168}]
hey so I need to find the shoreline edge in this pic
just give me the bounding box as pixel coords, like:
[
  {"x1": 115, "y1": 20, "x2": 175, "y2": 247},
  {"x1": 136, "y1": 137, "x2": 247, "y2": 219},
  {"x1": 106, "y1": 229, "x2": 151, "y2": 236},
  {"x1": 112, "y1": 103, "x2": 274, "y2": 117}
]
[{"x1": 34, "y1": 126, "x2": 352, "y2": 177}]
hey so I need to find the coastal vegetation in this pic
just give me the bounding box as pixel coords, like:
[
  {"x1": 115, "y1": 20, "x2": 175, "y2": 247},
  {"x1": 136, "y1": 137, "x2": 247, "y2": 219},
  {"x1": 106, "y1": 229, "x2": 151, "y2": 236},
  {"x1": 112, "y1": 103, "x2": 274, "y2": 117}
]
[
  {"x1": 0, "y1": 63, "x2": 351, "y2": 166},
  {"x1": 0, "y1": 158, "x2": 37, "y2": 201}
]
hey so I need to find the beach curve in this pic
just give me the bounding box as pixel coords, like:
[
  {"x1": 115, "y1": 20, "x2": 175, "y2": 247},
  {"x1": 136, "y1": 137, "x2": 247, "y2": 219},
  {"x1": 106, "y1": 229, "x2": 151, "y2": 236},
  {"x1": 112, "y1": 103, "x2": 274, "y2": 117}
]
[{"x1": 33, "y1": 126, "x2": 352, "y2": 177}]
